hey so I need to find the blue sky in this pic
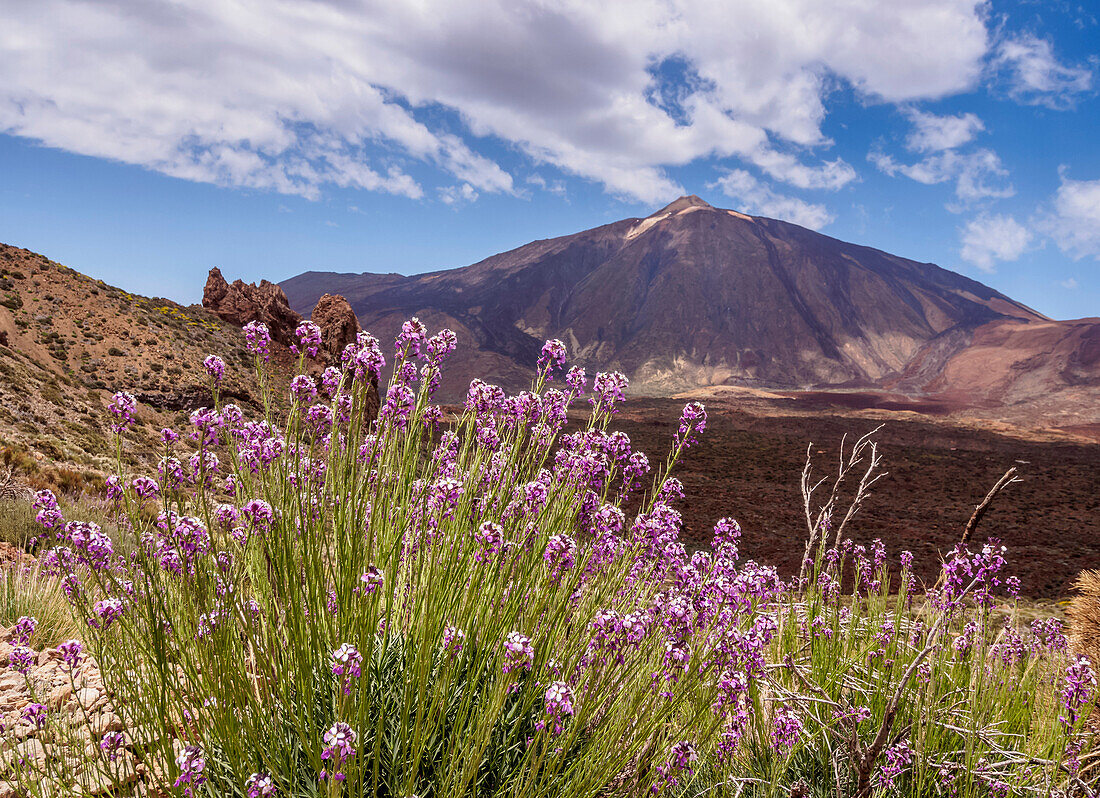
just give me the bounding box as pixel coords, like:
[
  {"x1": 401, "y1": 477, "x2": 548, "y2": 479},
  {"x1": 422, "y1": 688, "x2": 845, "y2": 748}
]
[{"x1": 1, "y1": 0, "x2": 1097, "y2": 320}]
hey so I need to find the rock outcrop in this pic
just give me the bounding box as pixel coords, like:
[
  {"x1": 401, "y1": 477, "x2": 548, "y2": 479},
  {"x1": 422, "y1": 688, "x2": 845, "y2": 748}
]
[
  {"x1": 311, "y1": 293, "x2": 360, "y2": 363},
  {"x1": 0, "y1": 629, "x2": 141, "y2": 797},
  {"x1": 201, "y1": 268, "x2": 380, "y2": 418},
  {"x1": 203, "y1": 267, "x2": 302, "y2": 346}
]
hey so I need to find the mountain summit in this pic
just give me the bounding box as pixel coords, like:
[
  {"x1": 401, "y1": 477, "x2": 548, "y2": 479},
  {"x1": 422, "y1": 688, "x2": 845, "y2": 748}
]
[{"x1": 280, "y1": 198, "x2": 1096, "y2": 414}]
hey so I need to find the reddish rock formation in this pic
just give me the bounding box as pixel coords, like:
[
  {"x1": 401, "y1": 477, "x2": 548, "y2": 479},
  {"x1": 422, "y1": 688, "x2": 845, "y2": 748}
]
[
  {"x1": 311, "y1": 293, "x2": 360, "y2": 363},
  {"x1": 202, "y1": 268, "x2": 380, "y2": 419},
  {"x1": 203, "y1": 267, "x2": 302, "y2": 346}
]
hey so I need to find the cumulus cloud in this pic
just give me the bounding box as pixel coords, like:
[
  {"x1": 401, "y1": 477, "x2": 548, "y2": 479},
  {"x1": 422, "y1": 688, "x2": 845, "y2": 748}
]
[
  {"x1": 992, "y1": 34, "x2": 1095, "y2": 109},
  {"x1": 959, "y1": 213, "x2": 1032, "y2": 271},
  {"x1": 0, "y1": 0, "x2": 991, "y2": 204},
  {"x1": 870, "y1": 148, "x2": 1013, "y2": 205},
  {"x1": 709, "y1": 170, "x2": 833, "y2": 230},
  {"x1": 1037, "y1": 173, "x2": 1100, "y2": 259},
  {"x1": 904, "y1": 109, "x2": 984, "y2": 152}
]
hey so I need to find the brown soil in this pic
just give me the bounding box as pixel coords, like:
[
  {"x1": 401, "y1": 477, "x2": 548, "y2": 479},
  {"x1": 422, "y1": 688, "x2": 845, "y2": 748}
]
[{"x1": 611, "y1": 394, "x2": 1100, "y2": 599}]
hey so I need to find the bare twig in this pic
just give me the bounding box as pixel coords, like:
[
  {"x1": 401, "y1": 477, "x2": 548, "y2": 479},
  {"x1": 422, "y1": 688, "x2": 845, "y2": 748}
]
[
  {"x1": 959, "y1": 466, "x2": 1022, "y2": 547},
  {"x1": 798, "y1": 426, "x2": 888, "y2": 584}
]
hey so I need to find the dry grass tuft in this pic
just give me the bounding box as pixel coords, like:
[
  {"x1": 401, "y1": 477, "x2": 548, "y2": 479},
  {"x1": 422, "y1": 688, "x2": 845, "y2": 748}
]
[
  {"x1": 1067, "y1": 569, "x2": 1100, "y2": 668},
  {"x1": 0, "y1": 563, "x2": 81, "y2": 648}
]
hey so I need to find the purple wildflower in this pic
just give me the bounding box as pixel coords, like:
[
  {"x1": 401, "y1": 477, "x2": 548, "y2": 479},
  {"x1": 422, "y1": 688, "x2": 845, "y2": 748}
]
[
  {"x1": 321, "y1": 722, "x2": 357, "y2": 781},
  {"x1": 359, "y1": 566, "x2": 384, "y2": 595},
  {"x1": 674, "y1": 401, "x2": 707, "y2": 449},
  {"x1": 290, "y1": 374, "x2": 318, "y2": 403},
  {"x1": 243, "y1": 321, "x2": 271, "y2": 360},
  {"x1": 544, "y1": 534, "x2": 577, "y2": 580},
  {"x1": 296, "y1": 321, "x2": 323, "y2": 358},
  {"x1": 131, "y1": 476, "x2": 160, "y2": 499},
  {"x1": 877, "y1": 742, "x2": 913, "y2": 789},
  {"x1": 590, "y1": 371, "x2": 628, "y2": 412},
  {"x1": 9, "y1": 645, "x2": 34, "y2": 674},
  {"x1": 538, "y1": 339, "x2": 568, "y2": 376},
  {"x1": 57, "y1": 639, "x2": 82, "y2": 674},
  {"x1": 441, "y1": 626, "x2": 466, "y2": 658},
  {"x1": 502, "y1": 631, "x2": 534, "y2": 675},
  {"x1": 566, "y1": 366, "x2": 586, "y2": 395},
  {"x1": 33, "y1": 490, "x2": 65, "y2": 534},
  {"x1": 771, "y1": 705, "x2": 803, "y2": 752},
  {"x1": 331, "y1": 643, "x2": 363, "y2": 695},
  {"x1": 107, "y1": 391, "x2": 137, "y2": 432},
  {"x1": 474, "y1": 522, "x2": 504, "y2": 562},
  {"x1": 541, "y1": 680, "x2": 575, "y2": 734},
  {"x1": 11, "y1": 615, "x2": 36, "y2": 645},
  {"x1": 203, "y1": 355, "x2": 226, "y2": 384},
  {"x1": 1060, "y1": 655, "x2": 1097, "y2": 731},
  {"x1": 396, "y1": 317, "x2": 428, "y2": 357},
  {"x1": 22, "y1": 702, "x2": 47, "y2": 729},
  {"x1": 246, "y1": 773, "x2": 276, "y2": 797},
  {"x1": 174, "y1": 745, "x2": 207, "y2": 796},
  {"x1": 100, "y1": 731, "x2": 125, "y2": 761},
  {"x1": 342, "y1": 331, "x2": 385, "y2": 382}
]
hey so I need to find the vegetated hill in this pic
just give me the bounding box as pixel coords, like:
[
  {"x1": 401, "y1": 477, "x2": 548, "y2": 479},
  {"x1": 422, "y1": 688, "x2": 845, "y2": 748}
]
[
  {"x1": 0, "y1": 243, "x2": 267, "y2": 486},
  {"x1": 281, "y1": 196, "x2": 1099, "y2": 423}
]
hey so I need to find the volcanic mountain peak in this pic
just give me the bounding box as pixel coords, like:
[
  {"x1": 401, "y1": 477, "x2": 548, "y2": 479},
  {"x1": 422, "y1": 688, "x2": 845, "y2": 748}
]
[
  {"x1": 279, "y1": 201, "x2": 1100, "y2": 425},
  {"x1": 652, "y1": 195, "x2": 715, "y2": 215},
  {"x1": 627, "y1": 194, "x2": 732, "y2": 240}
]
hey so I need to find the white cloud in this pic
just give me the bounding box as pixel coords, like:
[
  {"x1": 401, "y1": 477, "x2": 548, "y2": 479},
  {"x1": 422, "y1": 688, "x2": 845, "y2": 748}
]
[
  {"x1": 438, "y1": 183, "x2": 480, "y2": 206},
  {"x1": 992, "y1": 34, "x2": 1094, "y2": 109},
  {"x1": 870, "y1": 147, "x2": 1013, "y2": 205},
  {"x1": 0, "y1": 0, "x2": 991, "y2": 204},
  {"x1": 904, "y1": 109, "x2": 984, "y2": 152},
  {"x1": 959, "y1": 213, "x2": 1032, "y2": 271},
  {"x1": 527, "y1": 173, "x2": 568, "y2": 197},
  {"x1": 1061, "y1": 277, "x2": 1079, "y2": 290},
  {"x1": 748, "y1": 149, "x2": 857, "y2": 190},
  {"x1": 1037, "y1": 173, "x2": 1100, "y2": 259},
  {"x1": 710, "y1": 170, "x2": 833, "y2": 229}
]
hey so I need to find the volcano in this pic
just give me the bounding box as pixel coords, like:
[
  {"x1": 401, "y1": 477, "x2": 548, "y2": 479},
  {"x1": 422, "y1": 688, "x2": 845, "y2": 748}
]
[{"x1": 280, "y1": 196, "x2": 1097, "y2": 416}]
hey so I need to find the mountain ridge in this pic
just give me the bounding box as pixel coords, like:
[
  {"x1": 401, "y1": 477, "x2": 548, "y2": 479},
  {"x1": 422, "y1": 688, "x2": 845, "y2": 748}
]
[{"x1": 281, "y1": 197, "x2": 1092, "y2": 419}]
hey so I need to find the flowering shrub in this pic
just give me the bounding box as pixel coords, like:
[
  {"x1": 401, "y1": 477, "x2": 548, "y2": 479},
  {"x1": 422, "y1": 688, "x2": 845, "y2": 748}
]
[{"x1": 5, "y1": 319, "x2": 1098, "y2": 797}]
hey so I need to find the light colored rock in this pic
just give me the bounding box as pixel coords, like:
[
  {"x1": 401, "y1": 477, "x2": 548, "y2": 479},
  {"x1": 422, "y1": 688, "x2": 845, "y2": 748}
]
[
  {"x1": 48, "y1": 683, "x2": 73, "y2": 709},
  {"x1": 90, "y1": 713, "x2": 123, "y2": 736},
  {"x1": 74, "y1": 754, "x2": 139, "y2": 796},
  {"x1": 75, "y1": 688, "x2": 100, "y2": 709},
  {"x1": 0, "y1": 736, "x2": 46, "y2": 771}
]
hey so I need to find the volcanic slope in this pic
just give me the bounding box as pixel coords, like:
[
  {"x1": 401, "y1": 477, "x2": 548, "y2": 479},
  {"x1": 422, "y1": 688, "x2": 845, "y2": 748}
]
[
  {"x1": 282, "y1": 196, "x2": 1070, "y2": 403},
  {"x1": 0, "y1": 244, "x2": 268, "y2": 484}
]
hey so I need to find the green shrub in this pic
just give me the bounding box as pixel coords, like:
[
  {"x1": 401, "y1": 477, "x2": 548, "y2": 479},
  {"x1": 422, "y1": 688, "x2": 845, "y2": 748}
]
[{"x1": 6, "y1": 327, "x2": 1098, "y2": 798}]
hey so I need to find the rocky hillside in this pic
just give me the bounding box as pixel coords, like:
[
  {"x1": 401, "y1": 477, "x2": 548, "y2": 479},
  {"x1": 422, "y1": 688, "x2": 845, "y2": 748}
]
[
  {"x1": 280, "y1": 197, "x2": 1082, "y2": 396},
  {"x1": 0, "y1": 244, "x2": 266, "y2": 482}
]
